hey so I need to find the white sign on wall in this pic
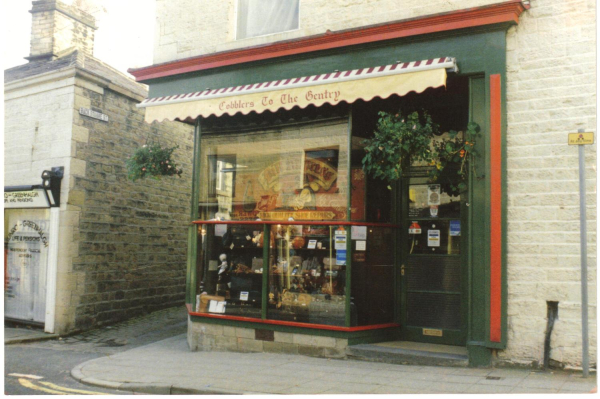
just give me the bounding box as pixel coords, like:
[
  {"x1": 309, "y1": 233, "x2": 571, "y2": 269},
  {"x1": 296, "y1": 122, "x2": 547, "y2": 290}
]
[{"x1": 4, "y1": 190, "x2": 49, "y2": 209}]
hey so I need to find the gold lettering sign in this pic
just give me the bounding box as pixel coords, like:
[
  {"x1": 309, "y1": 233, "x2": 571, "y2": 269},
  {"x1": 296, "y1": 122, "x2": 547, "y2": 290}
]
[
  {"x1": 422, "y1": 328, "x2": 443, "y2": 337},
  {"x1": 257, "y1": 211, "x2": 336, "y2": 221}
]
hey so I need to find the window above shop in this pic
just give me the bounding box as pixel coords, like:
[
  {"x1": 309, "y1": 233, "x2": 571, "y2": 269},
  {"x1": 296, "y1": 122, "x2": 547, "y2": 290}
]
[{"x1": 236, "y1": 0, "x2": 299, "y2": 40}]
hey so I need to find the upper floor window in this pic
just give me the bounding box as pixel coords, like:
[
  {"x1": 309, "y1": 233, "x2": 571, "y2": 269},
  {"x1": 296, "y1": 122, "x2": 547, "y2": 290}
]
[{"x1": 236, "y1": 0, "x2": 299, "y2": 40}]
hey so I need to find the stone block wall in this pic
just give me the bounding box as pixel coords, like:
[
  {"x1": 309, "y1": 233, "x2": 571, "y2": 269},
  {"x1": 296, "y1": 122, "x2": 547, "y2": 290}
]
[
  {"x1": 29, "y1": 0, "x2": 96, "y2": 60},
  {"x1": 66, "y1": 76, "x2": 194, "y2": 331},
  {"x1": 187, "y1": 319, "x2": 348, "y2": 358},
  {"x1": 501, "y1": 0, "x2": 596, "y2": 368}
]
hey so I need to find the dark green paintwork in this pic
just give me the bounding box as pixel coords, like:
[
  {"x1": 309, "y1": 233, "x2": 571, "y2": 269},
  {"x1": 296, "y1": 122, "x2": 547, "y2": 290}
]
[
  {"x1": 345, "y1": 111, "x2": 352, "y2": 327},
  {"x1": 145, "y1": 27, "x2": 511, "y2": 99},
  {"x1": 174, "y1": 26, "x2": 510, "y2": 364},
  {"x1": 261, "y1": 224, "x2": 269, "y2": 320},
  {"x1": 186, "y1": 121, "x2": 202, "y2": 305}
]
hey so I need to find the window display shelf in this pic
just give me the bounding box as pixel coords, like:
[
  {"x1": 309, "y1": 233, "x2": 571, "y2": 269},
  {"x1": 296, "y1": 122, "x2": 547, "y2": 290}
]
[{"x1": 192, "y1": 220, "x2": 401, "y2": 228}]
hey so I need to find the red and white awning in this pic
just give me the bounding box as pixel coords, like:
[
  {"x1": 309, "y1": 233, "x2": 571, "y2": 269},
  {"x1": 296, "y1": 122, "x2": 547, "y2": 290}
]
[{"x1": 139, "y1": 57, "x2": 457, "y2": 123}]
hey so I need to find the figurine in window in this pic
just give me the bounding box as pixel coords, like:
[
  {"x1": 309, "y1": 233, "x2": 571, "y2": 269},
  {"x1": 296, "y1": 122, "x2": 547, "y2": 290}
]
[{"x1": 216, "y1": 254, "x2": 230, "y2": 296}]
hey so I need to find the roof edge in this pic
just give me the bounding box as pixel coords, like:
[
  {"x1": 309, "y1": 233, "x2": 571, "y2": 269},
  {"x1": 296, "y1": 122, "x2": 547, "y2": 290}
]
[{"x1": 129, "y1": 0, "x2": 529, "y2": 82}]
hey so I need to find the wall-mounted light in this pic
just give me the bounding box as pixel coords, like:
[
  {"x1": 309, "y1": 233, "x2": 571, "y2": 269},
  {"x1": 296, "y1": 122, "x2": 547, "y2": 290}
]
[{"x1": 41, "y1": 167, "x2": 64, "y2": 207}]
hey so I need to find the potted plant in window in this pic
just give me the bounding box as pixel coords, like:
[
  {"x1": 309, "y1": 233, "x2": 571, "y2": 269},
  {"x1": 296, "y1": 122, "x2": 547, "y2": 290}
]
[{"x1": 126, "y1": 142, "x2": 183, "y2": 181}]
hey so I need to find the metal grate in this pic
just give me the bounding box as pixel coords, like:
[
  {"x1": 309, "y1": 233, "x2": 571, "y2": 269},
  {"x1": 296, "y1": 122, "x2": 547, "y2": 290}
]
[
  {"x1": 406, "y1": 256, "x2": 461, "y2": 292},
  {"x1": 406, "y1": 292, "x2": 461, "y2": 330}
]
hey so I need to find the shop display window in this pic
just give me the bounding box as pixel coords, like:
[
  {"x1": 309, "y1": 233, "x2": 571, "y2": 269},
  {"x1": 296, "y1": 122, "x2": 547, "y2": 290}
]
[
  {"x1": 199, "y1": 120, "x2": 350, "y2": 222},
  {"x1": 196, "y1": 223, "x2": 263, "y2": 318},
  {"x1": 267, "y1": 224, "x2": 346, "y2": 326},
  {"x1": 194, "y1": 117, "x2": 399, "y2": 329}
]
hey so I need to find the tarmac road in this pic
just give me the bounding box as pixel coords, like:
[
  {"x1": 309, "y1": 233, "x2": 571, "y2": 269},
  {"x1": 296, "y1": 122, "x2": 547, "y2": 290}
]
[{"x1": 4, "y1": 306, "x2": 187, "y2": 395}]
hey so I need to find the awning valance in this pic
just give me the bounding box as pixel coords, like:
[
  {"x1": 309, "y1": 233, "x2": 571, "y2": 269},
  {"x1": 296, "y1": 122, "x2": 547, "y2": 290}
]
[{"x1": 139, "y1": 57, "x2": 457, "y2": 123}]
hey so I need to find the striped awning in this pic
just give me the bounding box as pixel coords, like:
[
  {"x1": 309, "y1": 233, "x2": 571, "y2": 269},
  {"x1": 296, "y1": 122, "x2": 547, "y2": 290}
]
[{"x1": 139, "y1": 57, "x2": 457, "y2": 123}]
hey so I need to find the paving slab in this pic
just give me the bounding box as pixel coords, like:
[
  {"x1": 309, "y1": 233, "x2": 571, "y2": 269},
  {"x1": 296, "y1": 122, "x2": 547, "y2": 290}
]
[
  {"x1": 71, "y1": 333, "x2": 597, "y2": 395},
  {"x1": 5, "y1": 327, "x2": 58, "y2": 344}
]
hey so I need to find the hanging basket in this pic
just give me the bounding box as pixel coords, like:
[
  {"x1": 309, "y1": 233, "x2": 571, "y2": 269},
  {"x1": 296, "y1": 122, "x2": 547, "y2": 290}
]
[{"x1": 126, "y1": 142, "x2": 183, "y2": 181}]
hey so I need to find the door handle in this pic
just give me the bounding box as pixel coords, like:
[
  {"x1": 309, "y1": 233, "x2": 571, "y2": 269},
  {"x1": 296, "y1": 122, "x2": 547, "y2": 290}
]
[{"x1": 401, "y1": 264, "x2": 405, "y2": 276}]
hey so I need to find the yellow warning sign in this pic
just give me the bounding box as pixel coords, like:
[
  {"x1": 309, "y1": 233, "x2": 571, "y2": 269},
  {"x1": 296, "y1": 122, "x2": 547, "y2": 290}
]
[{"x1": 568, "y1": 132, "x2": 594, "y2": 145}]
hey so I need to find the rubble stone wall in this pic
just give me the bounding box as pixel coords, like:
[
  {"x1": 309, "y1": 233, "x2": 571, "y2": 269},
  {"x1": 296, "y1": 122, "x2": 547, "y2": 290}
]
[{"x1": 69, "y1": 76, "x2": 194, "y2": 331}]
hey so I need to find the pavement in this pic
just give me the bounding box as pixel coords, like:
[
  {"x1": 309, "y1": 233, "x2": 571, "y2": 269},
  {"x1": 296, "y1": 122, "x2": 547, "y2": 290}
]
[
  {"x1": 71, "y1": 333, "x2": 598, "y2": 395},
  {"x1": 5, "y1": 325, "x2": 59, "y2": 345}
]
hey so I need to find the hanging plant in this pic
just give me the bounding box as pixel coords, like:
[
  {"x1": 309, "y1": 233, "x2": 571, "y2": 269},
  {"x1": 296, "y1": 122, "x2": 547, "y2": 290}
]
[
  {"x1": 126, "y1": 142, "x2": 183, "y2": 181},
  {"x1": 428, "y1": 121, "x2": 480, "y2": 194},
  {"x1": 361, "y1": 111, "x2": 437, "y2": 185},
  {"x1": 361, "y1": 110, "x2": 479, "y2": 192}
]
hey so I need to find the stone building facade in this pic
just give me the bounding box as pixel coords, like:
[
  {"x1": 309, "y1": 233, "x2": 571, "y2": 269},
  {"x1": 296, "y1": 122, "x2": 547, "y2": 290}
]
[
  {"x1": 130, "y1": 0, "x2": 596, "y2": 369},
  {"x1": 4, "y1": 0, "x2": 193, "y2": 334}
]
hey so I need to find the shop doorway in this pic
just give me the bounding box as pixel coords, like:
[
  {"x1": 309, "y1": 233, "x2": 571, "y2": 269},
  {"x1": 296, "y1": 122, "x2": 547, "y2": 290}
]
[
  {"x1": 398, "y1": 175, "x2": 467, "y2": 345},
  {"x1": 4, "y1": 208, "x2": 50, "y2": 325}
]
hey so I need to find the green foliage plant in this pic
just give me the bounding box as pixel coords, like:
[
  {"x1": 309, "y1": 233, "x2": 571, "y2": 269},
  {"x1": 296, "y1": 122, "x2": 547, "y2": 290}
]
[
  {"x1": 362, "y1": 110, "x2": 479, "y2": 193},
  {"x1": 362, "y1": 111, "x2": 436, "y2": 186},
  {"x1": 126, "y1": 142, "x2": 183, "y2": 181}
]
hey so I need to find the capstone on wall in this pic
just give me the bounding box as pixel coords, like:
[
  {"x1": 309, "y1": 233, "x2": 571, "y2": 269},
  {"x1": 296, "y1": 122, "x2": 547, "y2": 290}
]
[
  {"x1": 153, "y1": 0, "x2": 597, "y2": 368},
  {"x1": 69, "y1": 76, "x2": 194, "y2": 330}
]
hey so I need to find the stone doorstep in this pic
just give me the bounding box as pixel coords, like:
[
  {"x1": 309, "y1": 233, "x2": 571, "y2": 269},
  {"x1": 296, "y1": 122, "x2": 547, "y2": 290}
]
[{"x1": 347, "y1": 342, "x2": 469, "y2": 367}]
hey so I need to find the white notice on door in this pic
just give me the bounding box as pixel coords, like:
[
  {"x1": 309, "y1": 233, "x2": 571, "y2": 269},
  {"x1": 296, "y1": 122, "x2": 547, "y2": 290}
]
[{"x1": 427, "y1": 230, "x2": 440, "y2": 247}]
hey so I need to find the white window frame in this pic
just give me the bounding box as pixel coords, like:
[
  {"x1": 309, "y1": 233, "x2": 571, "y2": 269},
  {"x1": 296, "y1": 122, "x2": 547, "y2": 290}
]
[{"x1": 235, "y1": 0, "x2": 301, "y2": 41}]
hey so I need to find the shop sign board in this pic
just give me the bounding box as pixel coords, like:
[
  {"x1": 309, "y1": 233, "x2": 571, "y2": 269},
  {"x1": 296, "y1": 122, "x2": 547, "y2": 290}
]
[
  {"x1": 4, "y1": 190, "x2": 49, "y2": 209},
  {"x1": 568, "y1": 132, "x2": 594, "y2": 145}
]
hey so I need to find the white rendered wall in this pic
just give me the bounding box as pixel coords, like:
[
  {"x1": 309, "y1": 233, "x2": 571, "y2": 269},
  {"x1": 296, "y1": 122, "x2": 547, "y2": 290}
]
[{"x1": 4, "y1": 70, "x2": 77, "y2": 334}]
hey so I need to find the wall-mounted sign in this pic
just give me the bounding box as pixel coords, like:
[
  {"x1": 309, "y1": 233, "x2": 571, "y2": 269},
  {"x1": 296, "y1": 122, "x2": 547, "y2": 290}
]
[
  {"x1": 568, "y1": 132, "x2": 594, "y2": 145},
  {"x1": 79, "y1": 107, "x2": 108, "y2": 122},
  {"x1": 4, "y1": 190, "x2": 49, "y2": 209}
]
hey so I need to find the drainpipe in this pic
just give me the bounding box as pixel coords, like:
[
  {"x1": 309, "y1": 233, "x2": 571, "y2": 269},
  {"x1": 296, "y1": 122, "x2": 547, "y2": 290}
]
[{"x1": 543, "y1": 301, "x2": 558, "y2": 369}]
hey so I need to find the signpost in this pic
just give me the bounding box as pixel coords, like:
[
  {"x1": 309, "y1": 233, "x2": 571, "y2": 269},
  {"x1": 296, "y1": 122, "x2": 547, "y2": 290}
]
[{"x1": 568, "y1": 129, "x2": 594, "y2": 378}]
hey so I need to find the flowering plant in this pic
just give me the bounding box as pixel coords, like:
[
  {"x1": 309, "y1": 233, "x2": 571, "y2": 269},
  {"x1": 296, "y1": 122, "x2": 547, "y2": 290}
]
[
  {"x1": 362, "y1": 110, "x2": 479, "y2": 192},
  {"x1": 126, "y1": 143, "x2": 183, "y2": 181}
]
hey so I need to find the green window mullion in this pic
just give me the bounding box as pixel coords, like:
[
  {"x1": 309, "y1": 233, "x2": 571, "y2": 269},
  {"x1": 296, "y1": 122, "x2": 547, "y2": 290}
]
[{"x1": 262, "y1": 224, "x2": 270, "y2": 320}]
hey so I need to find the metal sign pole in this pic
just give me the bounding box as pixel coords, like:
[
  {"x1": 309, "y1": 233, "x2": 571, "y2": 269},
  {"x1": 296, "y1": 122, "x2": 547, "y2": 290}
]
[
  {"x1": 577, "y1": 130, "x2": 589, "y2": 378},
  {"x1": 568, "y1": 129, "x2": 593, "y2": 378}
]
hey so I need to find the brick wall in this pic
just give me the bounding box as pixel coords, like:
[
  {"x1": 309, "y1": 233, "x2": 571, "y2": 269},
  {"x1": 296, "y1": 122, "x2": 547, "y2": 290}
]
[{"x1": 69, "y1": 76, "x2": 194, "y2": 330}]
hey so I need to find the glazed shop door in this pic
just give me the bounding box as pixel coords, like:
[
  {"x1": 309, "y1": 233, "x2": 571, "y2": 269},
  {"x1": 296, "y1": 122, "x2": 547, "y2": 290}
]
[{"x1": 399, "y1": 177, "x2": 467, "y2": 345}]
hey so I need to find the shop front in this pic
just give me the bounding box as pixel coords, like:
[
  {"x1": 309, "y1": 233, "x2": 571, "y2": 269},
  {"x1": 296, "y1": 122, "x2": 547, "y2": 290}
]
[{"x1": 132, "y1": 2, "x2": 529, "y2": 365}]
